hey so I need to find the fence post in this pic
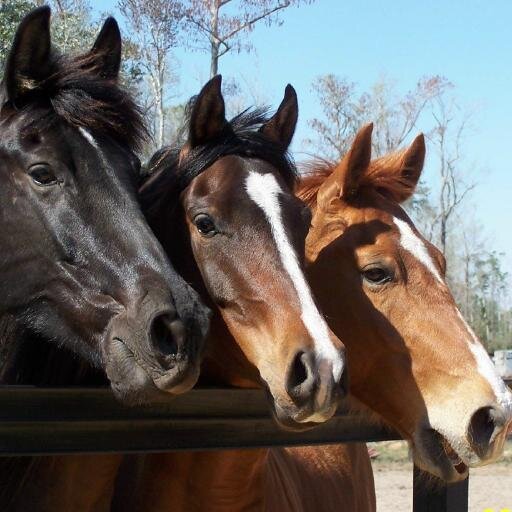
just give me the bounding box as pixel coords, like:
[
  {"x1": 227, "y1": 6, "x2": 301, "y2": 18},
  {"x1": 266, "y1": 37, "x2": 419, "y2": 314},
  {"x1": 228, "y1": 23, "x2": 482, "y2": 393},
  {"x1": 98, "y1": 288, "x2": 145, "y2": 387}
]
[{"x1": 412, "y1": 465, "x2": 469, "y2": 512}]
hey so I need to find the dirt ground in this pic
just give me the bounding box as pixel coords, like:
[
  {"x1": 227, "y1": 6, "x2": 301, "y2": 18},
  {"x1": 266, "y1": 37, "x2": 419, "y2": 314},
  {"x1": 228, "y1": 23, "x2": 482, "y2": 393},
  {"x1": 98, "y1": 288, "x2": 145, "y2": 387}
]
[{"x1": 371, "y1": 441, "x2": 512, "y2": 512}]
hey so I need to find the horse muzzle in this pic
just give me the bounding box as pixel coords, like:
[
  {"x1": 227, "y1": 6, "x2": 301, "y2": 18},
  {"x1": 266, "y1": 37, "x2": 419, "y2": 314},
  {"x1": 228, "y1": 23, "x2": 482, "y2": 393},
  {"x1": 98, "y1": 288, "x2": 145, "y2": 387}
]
[{"x1": 104, "y1": 302, "x2": 204, "y2": 404}]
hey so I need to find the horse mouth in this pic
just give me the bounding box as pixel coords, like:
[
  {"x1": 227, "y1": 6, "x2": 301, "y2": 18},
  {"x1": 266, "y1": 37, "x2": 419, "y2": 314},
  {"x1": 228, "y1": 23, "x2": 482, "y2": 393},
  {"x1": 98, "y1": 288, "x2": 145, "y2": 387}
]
[
  {"x1": 441, "y1": 437, "x2": 468, "y2": 475},
  {"x1": 110, "y1": 335, "x2": 199, "y2": 397},
  {"x1": 416, "y1": 428, "x2": 469, "y2": 481}
]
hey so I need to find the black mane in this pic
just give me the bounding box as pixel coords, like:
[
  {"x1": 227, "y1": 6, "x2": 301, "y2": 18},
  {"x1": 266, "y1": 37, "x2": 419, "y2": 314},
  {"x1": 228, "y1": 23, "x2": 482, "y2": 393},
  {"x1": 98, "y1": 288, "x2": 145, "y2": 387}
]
[
  {"x1": 141, "y1": 105, "x2": 298, "y2": 212},
  {"x1": 1, "y1": 50, "x2": 147, "y2": 151}
]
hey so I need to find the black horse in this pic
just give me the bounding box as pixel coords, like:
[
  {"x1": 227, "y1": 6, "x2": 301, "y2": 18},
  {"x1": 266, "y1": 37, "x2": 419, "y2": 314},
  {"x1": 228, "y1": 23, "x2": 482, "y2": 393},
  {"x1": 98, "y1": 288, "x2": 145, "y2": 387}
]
[{"x1": 0, "y1": 6, "x2": 210, "y2": 402}]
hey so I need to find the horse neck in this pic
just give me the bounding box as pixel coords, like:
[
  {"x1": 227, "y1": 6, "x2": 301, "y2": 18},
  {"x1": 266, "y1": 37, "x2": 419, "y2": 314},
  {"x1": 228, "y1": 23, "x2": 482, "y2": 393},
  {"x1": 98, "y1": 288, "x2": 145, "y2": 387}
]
[
  {"x1": 0, "y1": 313, "x2": 105, "y2": 386},
  {"x1": 0, "y1": 313, "x2": 111, "y2": 511},
  {"x1": 112, "y1": 450, "x2": 268, "y2": 512}
]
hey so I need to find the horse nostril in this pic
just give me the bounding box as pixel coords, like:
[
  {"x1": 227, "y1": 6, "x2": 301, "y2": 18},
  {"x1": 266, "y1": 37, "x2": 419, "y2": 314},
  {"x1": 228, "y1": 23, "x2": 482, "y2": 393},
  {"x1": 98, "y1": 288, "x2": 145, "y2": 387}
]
[
  {"x1": 150, "y1": 312, "x2": 185, "y2": 358},
  {"x1": 339, "y1": 365, "x2": 349, "y2": 398},
  {"x1": 286, "y1": 351, "x2": 316, "y2": 404},
  {"x1": 468, "y1": 406, "x2": 507, "y2": 457}
]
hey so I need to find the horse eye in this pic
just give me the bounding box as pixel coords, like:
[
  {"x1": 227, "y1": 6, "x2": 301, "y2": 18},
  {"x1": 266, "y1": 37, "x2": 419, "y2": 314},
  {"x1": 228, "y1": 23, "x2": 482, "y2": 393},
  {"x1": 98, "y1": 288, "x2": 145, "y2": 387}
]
[
  {"x1": 362, "y1": 266, "x2": 393, "y2": 285},
  {"x1": 28, "y1": 164, "x2": 58, "y2": 187},
  {"x1": 194, "y1": 214, "x2": 217, "y2": 237}
]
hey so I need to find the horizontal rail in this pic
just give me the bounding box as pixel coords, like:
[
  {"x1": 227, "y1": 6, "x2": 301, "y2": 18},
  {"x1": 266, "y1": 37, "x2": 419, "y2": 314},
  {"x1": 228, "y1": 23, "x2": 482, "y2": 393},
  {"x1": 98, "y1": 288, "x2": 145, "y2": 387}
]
[{"x1": 0, "y1": 386, "x2": 400, "y2": 456}]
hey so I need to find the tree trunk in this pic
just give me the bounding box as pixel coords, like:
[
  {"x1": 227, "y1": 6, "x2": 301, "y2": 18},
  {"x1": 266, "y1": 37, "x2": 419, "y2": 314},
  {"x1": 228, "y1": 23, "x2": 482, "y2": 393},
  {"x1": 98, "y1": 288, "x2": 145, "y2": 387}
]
[
  {"x1": 157, "y1": 66, "x2": 165, "y2": 148},
  {"x1": 209, "y1": 0, "x2": 220, "y2": 78},
  {"x1": 440, "y1": 216, "x2": 447, "y2": 255}
]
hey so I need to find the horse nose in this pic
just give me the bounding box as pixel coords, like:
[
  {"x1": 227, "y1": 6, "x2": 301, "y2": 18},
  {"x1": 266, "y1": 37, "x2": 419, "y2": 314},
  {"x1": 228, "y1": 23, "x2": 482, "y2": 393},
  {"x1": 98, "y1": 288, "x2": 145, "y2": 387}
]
[
  {"x1": 468, "y1": 405, "x2": 509, "y2": 459},
  {"x1": 149, "y1": 310, "x2": 185, "y2": 360},
  {"x1": 286, "y1": 350, "x2": 317, "y2": 405},
  {"x1": 285, "y1": 349, "x2": 346, "y2": 416}
]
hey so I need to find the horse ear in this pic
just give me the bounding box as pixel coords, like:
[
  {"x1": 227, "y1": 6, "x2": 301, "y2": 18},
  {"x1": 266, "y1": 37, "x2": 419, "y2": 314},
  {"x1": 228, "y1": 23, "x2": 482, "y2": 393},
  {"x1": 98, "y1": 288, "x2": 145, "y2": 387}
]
[
  {"x1": 318, "y1": 123, "x2": 373, "y2": 202},
  {"x1": 89, "y1": 17, "x2": 122, "y2": 80},
  {"x1": 259, "y1": 84, "x2": 298, "y2": 149},
  {"x1": 367, "y1": 133, "x2": 425, "y2": 203},
  {"x1": 188, "y1": 75, "x2": 228, "y2": 148},
  {"x1": 4, "y1": 6, "x2": 52, "y2": 102},
  {"x1": 394, "y1": 133, "x2": 425, "y2": 202}
]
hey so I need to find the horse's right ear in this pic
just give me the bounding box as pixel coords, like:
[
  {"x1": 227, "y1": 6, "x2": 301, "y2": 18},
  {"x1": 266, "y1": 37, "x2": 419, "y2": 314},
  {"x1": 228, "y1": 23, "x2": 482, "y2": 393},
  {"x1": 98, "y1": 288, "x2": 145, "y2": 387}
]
[
  {"x1": 318, "y1": 123, "x2": 373, "y2": 203},
  {"x1": 4, "y1": 6, "x2": 52, "y2": 103},
  {"x1": 188, "y1": 75, "x2": 229, "y2": 148},
  {"x1": 89, "y1": 17, "x2": 122, "y2": 80}
]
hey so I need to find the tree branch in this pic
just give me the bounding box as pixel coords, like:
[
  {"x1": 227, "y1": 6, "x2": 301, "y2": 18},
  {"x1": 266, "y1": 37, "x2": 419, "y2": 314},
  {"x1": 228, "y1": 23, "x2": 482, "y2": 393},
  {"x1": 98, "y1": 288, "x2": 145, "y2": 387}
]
[{"x1": 220, "y1": 2, "x2": 291, "y2": 42}]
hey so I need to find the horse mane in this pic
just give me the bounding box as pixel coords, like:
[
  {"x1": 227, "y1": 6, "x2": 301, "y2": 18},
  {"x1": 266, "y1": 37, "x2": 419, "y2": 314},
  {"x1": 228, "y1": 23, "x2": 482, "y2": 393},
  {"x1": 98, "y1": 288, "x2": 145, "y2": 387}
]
[
  {"x1": 360, "y1": 150, "x2": 418, "y2": 203},
  {"x1": 297, "y1": 147, "x2": 414, "y2": 208},
  {"x1": 141, "y1": 105, "x2": 298, "y2": 212},
  {"x1": 296, "y1": 161, "x2": 332, "y2": 208},
  {"x1": 1, "y1": 49, "x2": 148, "y2": 151}
]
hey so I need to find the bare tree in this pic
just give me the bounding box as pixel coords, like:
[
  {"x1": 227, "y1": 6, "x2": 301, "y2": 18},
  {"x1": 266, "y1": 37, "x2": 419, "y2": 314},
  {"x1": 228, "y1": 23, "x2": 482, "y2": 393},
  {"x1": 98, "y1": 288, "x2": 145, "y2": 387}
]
[
  {"x1": 306, "y1": 74, "x2": 450, "y2": 161},
  {"x1": 426, "y1": 96, "x2": 475, "y2": 254},
  {"x1": 118, "y1": 0, "x2": 184, "y2": 150},
  {"x1": 48, "y1": 0, "x2": 96, "y2": 53},
  {"x1": 184, "y1": 0, "x2": 315, "y2": 77}
]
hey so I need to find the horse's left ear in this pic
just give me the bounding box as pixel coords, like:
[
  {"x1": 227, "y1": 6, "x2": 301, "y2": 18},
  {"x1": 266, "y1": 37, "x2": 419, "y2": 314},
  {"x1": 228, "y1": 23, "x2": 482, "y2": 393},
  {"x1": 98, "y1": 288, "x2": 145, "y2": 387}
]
[
  {"x1": 4, "y1": 6, "x2": 52, "y2": 102},
  {"x1": 259, "y1": 84, "x2": 298, "y2": 149},
  {"x1": 318, "y1": 123, "x2": 373, "y2": 203},
  {"x1": 89, "y1": 17, "x2": 122, "y2": 80},
  {"x1": 394, "y1": 133, "x2": 425, "y2": 202},
  {"x1": 188, "y1": 75, "x2": 229, "y2": 148}
]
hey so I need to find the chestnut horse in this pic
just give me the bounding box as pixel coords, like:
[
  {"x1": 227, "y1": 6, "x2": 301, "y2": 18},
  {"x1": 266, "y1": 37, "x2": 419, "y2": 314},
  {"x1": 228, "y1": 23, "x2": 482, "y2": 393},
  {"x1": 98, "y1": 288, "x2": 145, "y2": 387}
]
[
  {"x1": 0, "y1": 8, "x2": 209, "y2": 511},
  {"x1": 300, "y1": 123, "x2": 512, "y2": 482}
]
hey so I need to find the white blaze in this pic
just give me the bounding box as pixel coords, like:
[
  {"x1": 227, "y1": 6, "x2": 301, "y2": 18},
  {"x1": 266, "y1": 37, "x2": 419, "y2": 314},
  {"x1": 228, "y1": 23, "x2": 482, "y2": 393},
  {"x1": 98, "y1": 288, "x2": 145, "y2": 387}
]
[
  {"x1": 456, "y1": 309, "x2": 512, "y2": 411},
  {"x1": 78, "y1": 127, "x2": 110, "y2": 170},
  {"x1": 394, "y1": 217, "x2": 443, "y2": 284},
  {"x1": 78, "y1": 127, "x2": 98, "y2": 148},
  {"x1": 394, "y1": 216, "x2": 512, "y2": 410},
  {"x1": 245, "y1": 171, "x2": 343, "y2": 380}
]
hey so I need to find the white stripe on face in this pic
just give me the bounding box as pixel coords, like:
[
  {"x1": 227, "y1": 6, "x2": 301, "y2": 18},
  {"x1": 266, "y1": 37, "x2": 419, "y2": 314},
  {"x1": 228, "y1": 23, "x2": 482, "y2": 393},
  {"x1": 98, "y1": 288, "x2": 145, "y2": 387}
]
[
  {"x1": 245, "y1": 171, "x2": 343, "y2": 380},
  {"x1": 78, "y1": 127, "x2": 98, "y2": 148},
  {"x1": 394, "y1": 217, "x2": 443, "y2": 284},
  {"x1": 456, "y1": 310, "x2": 512, "y2": 411},
  {"x1": 78, "y1": 127, "x2": 110, "y2": 170},
  {"x1": 394, "y1": 216, "x2": 512, "y2": 410}
]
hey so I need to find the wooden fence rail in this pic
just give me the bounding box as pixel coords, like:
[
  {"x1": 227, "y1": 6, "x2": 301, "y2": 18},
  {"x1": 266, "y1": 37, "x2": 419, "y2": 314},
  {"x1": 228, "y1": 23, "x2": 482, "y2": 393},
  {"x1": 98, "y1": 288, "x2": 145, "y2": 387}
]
[{"x1": 0, "y1": 386, "x2": 470, "y2": 511}]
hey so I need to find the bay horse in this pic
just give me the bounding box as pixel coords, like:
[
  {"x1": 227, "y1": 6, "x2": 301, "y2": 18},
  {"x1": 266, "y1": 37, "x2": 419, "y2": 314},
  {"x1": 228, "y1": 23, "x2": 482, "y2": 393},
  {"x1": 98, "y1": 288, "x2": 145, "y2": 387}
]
[
  {"x1": 113, "y1": 78, "x2": 355, "y2": 512},
  {"x1": 0, "y1": 8, "x2": 209, "y2": 511},
  {"x1": 299, "y1": 123, "x2": 512, "y2": 482},
  {"x1": 141, "y1": 75, "x2": 346, "y2": 429}
]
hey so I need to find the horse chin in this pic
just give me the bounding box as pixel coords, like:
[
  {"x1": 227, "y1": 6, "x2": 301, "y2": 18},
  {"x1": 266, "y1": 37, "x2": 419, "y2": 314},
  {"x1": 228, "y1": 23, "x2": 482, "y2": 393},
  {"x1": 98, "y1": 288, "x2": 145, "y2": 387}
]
[
  {"x1": 105, "y1": 336, "x2": 200, "y2": 405},
  {"x1": 152, "y1": 361, "x2": 201, "y2": 395},
  {"x1": 271, "y1": 404, "x2": 320, "y2": 432},
  {"x1": 412, "y1": 429, "x2": 470, "y2": 483},
  {"x1": 105, "y1": 337, "x2": 165, "y2": 405}
]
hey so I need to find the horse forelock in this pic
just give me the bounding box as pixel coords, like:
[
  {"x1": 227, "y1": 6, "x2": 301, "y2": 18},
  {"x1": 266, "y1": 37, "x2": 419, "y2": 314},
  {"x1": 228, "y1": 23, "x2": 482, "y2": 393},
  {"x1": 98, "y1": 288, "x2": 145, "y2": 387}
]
[
  {"x1": 298, "y1": 146, "x2": 418, "y2": 210},
  {"x1": 296, "y1": 163, "x2": 333, "y2": 209},
  {"x1": 140, "y1": 107, "x2": 298, "y2": 214},
  {"x1": 0, "y1": 50, "x2": 148, "y2": 152}
]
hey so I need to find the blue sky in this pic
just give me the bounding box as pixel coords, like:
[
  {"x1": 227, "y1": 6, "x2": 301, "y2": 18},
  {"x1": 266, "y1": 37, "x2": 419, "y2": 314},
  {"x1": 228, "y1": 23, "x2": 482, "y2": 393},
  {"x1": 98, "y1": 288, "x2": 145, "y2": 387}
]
[{"x1": 91, "y1": 0, "x2": 512, "y2": 271}]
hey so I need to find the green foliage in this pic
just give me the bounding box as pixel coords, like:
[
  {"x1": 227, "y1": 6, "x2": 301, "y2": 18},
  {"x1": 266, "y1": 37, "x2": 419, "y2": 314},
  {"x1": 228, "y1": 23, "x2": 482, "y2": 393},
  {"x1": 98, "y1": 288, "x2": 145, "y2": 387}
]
[
  {"x1": 0, "y1": 0, "x2": 36, "y2": 68},
  {"x1": 465, "y1": 251, "x2": 511, "y2": 351},
  {"x1": 47, "y1": 0, "x2": 96, "y2": 53}
]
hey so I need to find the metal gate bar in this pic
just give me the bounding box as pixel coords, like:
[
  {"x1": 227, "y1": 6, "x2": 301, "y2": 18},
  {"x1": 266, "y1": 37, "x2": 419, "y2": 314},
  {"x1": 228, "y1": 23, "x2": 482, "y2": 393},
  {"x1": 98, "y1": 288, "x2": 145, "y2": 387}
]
[{"x1": 0, "y1": 386, "x2": 470, "y2": 511}]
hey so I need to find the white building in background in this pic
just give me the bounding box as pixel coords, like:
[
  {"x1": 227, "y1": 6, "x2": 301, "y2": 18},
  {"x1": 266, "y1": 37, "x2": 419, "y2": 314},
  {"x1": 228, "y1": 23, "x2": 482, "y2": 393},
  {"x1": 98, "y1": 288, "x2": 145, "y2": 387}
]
[{"x1": 494, "y1": 350, "x2": 512, "y2": 380}]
